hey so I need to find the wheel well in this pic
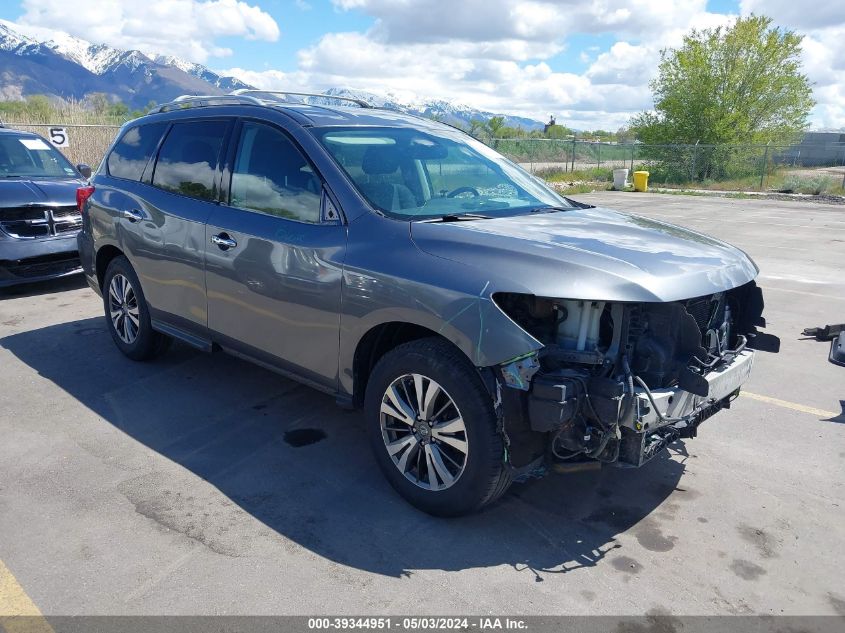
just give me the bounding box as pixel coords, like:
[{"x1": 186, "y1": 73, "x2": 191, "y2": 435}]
[
  {"x1": 95, "y1": 245, "x2": 123, "y2": 289},
  {"x1": 352, "y1": 322, "x2": 451, "y2": 408}
]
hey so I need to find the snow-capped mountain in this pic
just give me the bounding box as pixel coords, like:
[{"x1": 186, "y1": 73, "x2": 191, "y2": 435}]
[
  {"x1": 1, "y1": 20, "x2": 153, "y2": 76},
  {"x1": 308, "y1": 88, "x2": 544, "y2": 131},
  {"x1": 0, "y1": 20, "x2": 245, "y2": 107},
  {"x1": 153, "y1": 55, "x2": 252, "y2": 92},
  {"x1": 0, "y1": 20, "x2": 544, "y2": 130}
]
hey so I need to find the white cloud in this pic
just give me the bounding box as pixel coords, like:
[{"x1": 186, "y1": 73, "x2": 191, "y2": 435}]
[
  {"x1": 332, "y1": 0, "x2": 711, "y2": 44},
  {"x1": 739, "y1": 0, "x2": 845, "y2": 30},
  {"x1": 18, "y1": 0, "x2": 279, "y2": 63},
  {"x1": 586, "y1": 42, "x2": 654, "y2": 87},
  {"x1": 218, "y1": 0, "x2": 728, "y2": 129},
  {"x1": 221, "y1": 67, "x2": 309, "y2": 91},
  {"x1": 274, "y1": 0, "x2": 844, "y2": 129},
  {"x1": 16, "y1": 0, "x2": 845, "y2": 129},
  {"x1": 223, "y1": 30, "x2": 652, "y2": 130}
]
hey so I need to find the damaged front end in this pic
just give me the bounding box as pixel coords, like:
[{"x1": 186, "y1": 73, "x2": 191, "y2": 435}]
[{"x1": 490, "y1": 281, "x2": 780, "y2": 476}]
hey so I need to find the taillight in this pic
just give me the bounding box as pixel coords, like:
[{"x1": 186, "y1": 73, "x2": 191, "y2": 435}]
[{"x1": 76, "y1": 186, "x2": 95, "y2": 213}]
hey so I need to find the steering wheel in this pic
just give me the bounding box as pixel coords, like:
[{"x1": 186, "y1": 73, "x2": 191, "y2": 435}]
[{"x1": 445, "y1": 186, "x2": 480, "y2": 198}]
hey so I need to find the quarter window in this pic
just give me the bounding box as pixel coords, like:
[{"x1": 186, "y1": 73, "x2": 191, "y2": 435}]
[
  {"x1": 107, "y1": 122, "x2": 167, "y2": 181},
  {"x1": 152, "y1": 120, "x2": 227, "y2": 201},
  {"x1": 229, "y1": 122, "x2": 321, "y2": 223}
]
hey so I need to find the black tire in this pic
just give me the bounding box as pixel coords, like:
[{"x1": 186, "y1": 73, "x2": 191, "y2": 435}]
[
  {"x1": 102, "y1": 255, "x2": 171, "y2": 361},
  {"x1": 364, "y1": 337, "x2": 511, "y2": 516}
]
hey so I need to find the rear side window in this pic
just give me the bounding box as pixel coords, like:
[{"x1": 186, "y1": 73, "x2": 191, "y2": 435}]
[
  {"x1": 152, "y1": 120, "x2": 228, "y2": 201},
  {"x1": 107, "y1": 123, "x2": 167, "y2": 181}
]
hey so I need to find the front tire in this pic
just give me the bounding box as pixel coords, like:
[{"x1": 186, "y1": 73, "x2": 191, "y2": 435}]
[
  {"x1": 364, "y1": 337, "x2": 511, "y2": 516},
  {"x1": 102, "y1": 256, "x2": 170, "y2": 361}
]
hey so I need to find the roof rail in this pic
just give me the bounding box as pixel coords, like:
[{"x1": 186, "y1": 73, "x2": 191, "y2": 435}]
[
  {"x1": 149, "y1": 94, "x2": 265, "y2": 114},
  {"x1": 229, "y1": 89, "x2": 372, "y2": 108}
]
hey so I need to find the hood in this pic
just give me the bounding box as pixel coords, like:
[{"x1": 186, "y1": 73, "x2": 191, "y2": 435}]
[
  {"x1": 410, "y1": 206, "x2": 758, "y2": 302},
  {"x1": 0, "y1": 178, "x2": 83, "y2": 208}
]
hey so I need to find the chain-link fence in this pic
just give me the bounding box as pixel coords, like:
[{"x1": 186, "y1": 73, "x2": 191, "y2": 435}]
[
  {"x1": 494, "y1": 138, "x2": 845, "y2": 192},
  {"x1": 5, "y1": 122, "x2": 121, "y2": 169},
  {"x1": 6, "y1": 121, "x2": 845, "y2": 194}
]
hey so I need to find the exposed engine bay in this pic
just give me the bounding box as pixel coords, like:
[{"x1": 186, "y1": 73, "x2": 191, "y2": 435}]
[{"x1": 491, "y1": 280, "x2": 780, "y2": 474}]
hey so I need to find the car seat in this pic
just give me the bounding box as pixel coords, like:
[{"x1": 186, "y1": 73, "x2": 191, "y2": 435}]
[
  {"x1": 250, "y1": 132, "x2": 320, "y2": 195},
  {"x1": 359, "y1": 145, "x2": 416, "y2": 212}
]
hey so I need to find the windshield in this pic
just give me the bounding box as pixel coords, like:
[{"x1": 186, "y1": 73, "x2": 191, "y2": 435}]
[
  {"x1": 0, "y1": 134, "x2": 78, "y2": 179},
  {"x1": 314, "y1": 126, "x2": 572, "y2": 220}
]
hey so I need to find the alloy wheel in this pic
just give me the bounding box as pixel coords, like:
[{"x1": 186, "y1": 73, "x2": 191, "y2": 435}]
[
  {"x1": 108, "y1": 273, "x2": 140, "y2": 345},
  {"x1": 379, "y1": 373, "x2": 469, "y2": 491}
]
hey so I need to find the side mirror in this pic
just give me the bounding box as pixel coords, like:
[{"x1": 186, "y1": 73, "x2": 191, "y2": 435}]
[
  {"x1": 830, "y1": 331, "x2": 845, "y2": 367},
  {"x1": 77, "y1": 164, "x2": 92, "y2": 179}
]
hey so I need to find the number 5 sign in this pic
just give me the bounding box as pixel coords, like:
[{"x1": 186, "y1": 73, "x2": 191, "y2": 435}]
[{"x1": 49, "y1": 127, "x2": 69, "y2": 148}]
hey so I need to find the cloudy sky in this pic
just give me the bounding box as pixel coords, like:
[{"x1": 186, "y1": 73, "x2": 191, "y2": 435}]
[{"x1": 1, "y1": 0, "x2": 843, "y2": 130}]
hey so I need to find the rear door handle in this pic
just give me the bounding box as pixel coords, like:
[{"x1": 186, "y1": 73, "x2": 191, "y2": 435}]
[
  {"x1": 122, "y1": 209, "x2": 144, "y2": 222},
  {"x1": 211, "y1": 233, "x2": 237, "y2": 250}
]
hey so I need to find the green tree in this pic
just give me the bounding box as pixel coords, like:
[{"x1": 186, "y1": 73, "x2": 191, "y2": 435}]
[
  {"x1": 631, "y1": 15, "x2": 814, "y2": 146},
  {"x1": 468, "y1": 118, "x2": 486, "y2": 139},
  {"x1": 544, "y1": 123, "x2": 573, "y2": 139},
  {"x1": 583, "y1": 129, "x2": 614, "y2": 142},
  {"x1": 129, "y1": 101, "x2": 159, "y2": 119},
  {"x1": 24, "y1": 95, "x2": 54, "y2": 122},
  {"x1": 485, "y1": 116, "x2": 506, "y2": 139},
  {"x1": 0, "y1": 98, "x2": 30, "y2": 120},
  {"x1": 495, "y1": 125, "x2": 521, "y2": 139},
  {"x1": 84, "y1": 92, "x2": 110, "y2": 115},
  {"x1": 615, "y1": 125, "x2": 635, "y2": 143},
  {"x1": 107, "y1": 102, "x2": 129, "y2": 118}
]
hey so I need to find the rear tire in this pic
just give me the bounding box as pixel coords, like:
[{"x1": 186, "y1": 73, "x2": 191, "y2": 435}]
[
  {"x1": 102, "y1": 256, "x2": 171, "y2": 361},
  {"x1": 364, "y1": 337, "x2": 511, "y2": 516}
]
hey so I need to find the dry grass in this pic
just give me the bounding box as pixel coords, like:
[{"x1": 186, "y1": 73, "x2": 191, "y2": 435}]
[
  {"x1": 1, "y1": 98, "x2": 131, "y2": 167},
  {"x1": 6, "y1": 122, "x2": 121, "y2": 168},
  {"x1": 538, "y1": 167, "x2": 615, "y2": 183},
  {"x1": 649, "y1": 167, "x2": 845, "y2": 196}
]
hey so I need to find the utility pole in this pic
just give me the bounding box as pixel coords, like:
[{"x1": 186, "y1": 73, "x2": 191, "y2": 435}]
[
  {"x1": 841, "y1": 147, "x2": 845, "y2": 190},
  {"x1": 759, "y1": 142, "x2": 770, "y2": 191},
  {"x1": 690, "y1": 140, "x2": 700, "y2": 182}
]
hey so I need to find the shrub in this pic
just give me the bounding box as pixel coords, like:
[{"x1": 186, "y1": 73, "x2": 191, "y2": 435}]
[{"x1": 780, "y1": 174, "x2": 835, "y2": 195}]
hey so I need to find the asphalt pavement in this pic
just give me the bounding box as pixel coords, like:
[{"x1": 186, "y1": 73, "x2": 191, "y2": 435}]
[{"x1": 0, "y1": 191, "x2": 842, "y2": 617}]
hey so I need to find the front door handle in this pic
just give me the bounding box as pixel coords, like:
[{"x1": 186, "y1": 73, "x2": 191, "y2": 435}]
[
  {"x1": 211, "y1": 233, "x2": 237, "y2": 250},
  {"x1": 122, "y1": 209, "x2": 144, "y2": 222}
]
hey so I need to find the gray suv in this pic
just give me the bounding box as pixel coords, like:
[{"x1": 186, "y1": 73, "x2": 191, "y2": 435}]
[{"x1": 78, "y1": 91, "x2": 778, "y2": 516}]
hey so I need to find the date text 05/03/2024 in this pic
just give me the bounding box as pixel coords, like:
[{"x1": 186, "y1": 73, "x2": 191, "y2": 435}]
[{"x1": 307, "y1": 617, "x2": 529, "y2": 630}]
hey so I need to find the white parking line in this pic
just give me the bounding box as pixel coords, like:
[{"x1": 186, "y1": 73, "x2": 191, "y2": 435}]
[
  {"x1": 757, "y1": 285, "x2": 845, "y2": 300},
  {"x1": 757, "y1": 245, "x2": 812, "y2": 251},
  {"x1": 743, "y1": 392, "x2": 840, "y2": 419},
  {"x1": 759, "y1": 274, "x2": 838, "y2": 286},
  {"x1": 711, "y1": 219, "x2": 845, "y2": 229}
]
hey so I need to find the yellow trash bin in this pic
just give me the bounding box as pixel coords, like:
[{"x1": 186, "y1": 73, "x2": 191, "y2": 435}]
[{"x1": 632, "y1": 170, "x2": 649, "y2": 192}]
